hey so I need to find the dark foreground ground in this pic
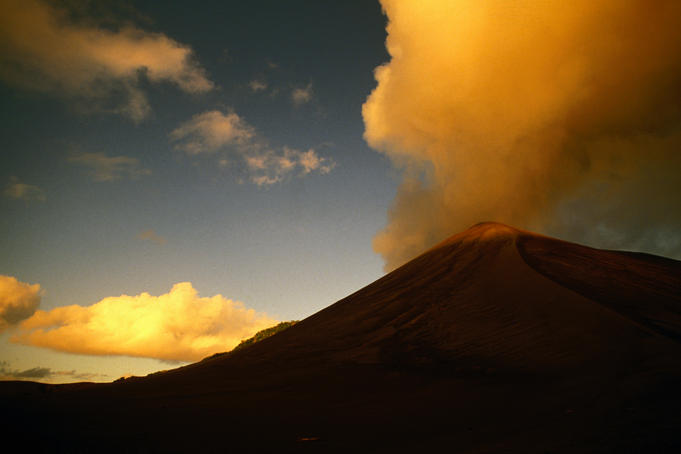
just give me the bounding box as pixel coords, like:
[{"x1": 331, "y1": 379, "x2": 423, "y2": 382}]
[{"x1": 3, "y1": 223, "x2": 681, "y2": 453}]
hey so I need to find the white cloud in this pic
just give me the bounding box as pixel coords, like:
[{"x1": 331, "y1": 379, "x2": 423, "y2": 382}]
[
  {"x1": 68, "y1": 152, "x2": 151, "y2": 182},
  {"x1": 0, "y1": 0, "x2": 213, "y2": 122},
  {"x1": 13, "y1": 282, "x2": 277, "y2": 362},
  {"x1": 291, "y1": 83, "x2": 313, "y2": 105},
  {"x1": 171, "y1": 109, "x2": 335, "y2": 185},
  {"x1": 3, "y1": 177, "x2": 46, "y2": 202},
  {"x1": 0, "y1": 275, "x2": 42, "y2": 333}
]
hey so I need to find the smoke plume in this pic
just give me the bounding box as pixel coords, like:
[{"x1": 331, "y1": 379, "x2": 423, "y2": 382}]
[{"x1": 363, "y1": 0, "x2": 681, "y2": 270}]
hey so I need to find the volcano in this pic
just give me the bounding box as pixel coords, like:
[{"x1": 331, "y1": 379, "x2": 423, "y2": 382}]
[{"x1": 3, "y1": 223, "x2": 681, "y2": 452}]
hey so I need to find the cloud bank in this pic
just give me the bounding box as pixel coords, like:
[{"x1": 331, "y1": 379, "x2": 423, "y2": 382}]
[
  {"x1": 171, "y1": 110, "x2": 334, "y2": 185},
  {"x1": 364, "y1": 0, "x2": 681, "y2": 270},
  {"x1": 0, "y1": 275, "x2": 42, "y2": 332},
  {"x1": 0, "y1": 0, "x2": 213, "y2": 121},
  {"x1": 12, "y1": 282, "x2": 276, "y2": 362},
  {"x1": 0, "y1": 361, "x2": 106, "y2": 382}
]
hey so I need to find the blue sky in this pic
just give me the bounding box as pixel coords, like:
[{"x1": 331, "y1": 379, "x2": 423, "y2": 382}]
[{"x1": 0, "y1": 0, "x2": 395, "y2": 381}]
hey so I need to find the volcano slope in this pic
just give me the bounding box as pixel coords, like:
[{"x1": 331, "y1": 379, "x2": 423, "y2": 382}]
[{"x1": 3, "y1": 223, "x2": 681, "y2": 453}]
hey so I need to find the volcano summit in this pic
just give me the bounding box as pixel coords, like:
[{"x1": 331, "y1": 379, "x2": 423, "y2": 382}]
[{"x1": 2, "y1": 223, "x2": 681, "y2": 452}]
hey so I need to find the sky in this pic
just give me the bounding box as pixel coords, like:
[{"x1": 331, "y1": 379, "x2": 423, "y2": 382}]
[
  {"x1": 2, "y1": 0, "x2": 681, "y2": 383},
  {"x1": 0, "y1": 0, "x2": 394, "y2": 382}
]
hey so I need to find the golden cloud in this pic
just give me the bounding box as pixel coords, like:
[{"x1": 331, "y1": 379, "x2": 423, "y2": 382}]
[
  {"x1": 0, "y1": 0, "x2": 213, "y2": 121},
  {"x1": 364, "y1": 0, "x2": 681, "y2": 270},
  {"x1": 12, "y1": 282, "x2": 277, "y2": 362},
  {"x1": 0, "y1": 275, "x2": 42, "y2": 332}
]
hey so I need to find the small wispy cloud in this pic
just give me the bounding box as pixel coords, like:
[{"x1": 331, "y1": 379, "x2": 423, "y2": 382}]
[
  {"x1": 3, "y1": 177, "x2": 46, "y2": 202},
  {"x1": 170, "y1": 110, "x2": 254, "y2": 155},
  {"x1": 137, "y1": 229, "x2": 166, "y2": 245},
  {"x1": 291, "y1": 83, "x2": 313, "y2": 105},
  {"x1": 245, "y1": 146, "x2": 335, "y2": 186},
  {"x1": 68, "y1": 152, "x2": 151, "y2": 182},
  {"x1": 171, "y1": 109, "x2": 335, "y2": 185},
  {"x1": 297, "y1": 148, "x2": 335, "y2": 175},
  {"x1": 249, "y1": 79, "x2": 268, "y2": 92}
]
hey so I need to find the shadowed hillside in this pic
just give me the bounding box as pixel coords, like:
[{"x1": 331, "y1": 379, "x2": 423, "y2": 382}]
[{"x1": 2, "y1": 222, "x2": 681, "y2": 453}]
